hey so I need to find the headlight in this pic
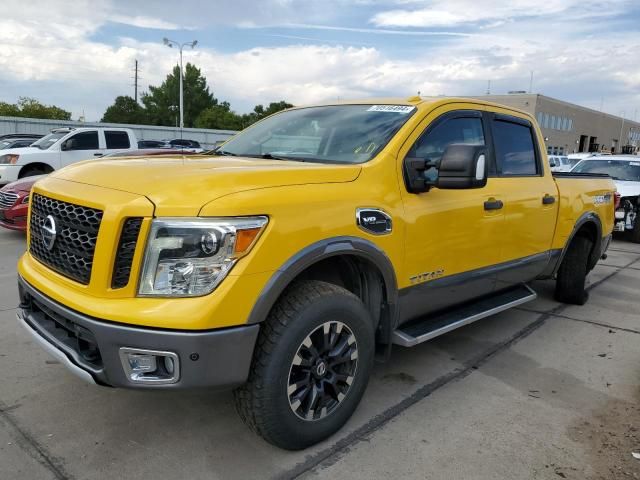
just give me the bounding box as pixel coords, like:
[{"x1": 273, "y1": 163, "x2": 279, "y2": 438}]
[
  {"x1": 139, "y1": 216, "x2": 268, "y2": 297},
  {"x1": 21, "y1": 194, "x2": 29, "y2": 204},
  {"x1": 0, "y1": 154, "x2": 19, "y2": 164}
]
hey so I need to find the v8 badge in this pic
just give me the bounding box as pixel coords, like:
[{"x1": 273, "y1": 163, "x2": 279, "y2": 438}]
[{"x1": 356, "y1": 208, "x2": 392, "y2": 235}]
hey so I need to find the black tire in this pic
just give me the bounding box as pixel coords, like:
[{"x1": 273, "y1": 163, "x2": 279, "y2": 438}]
[
  {"x1": 631, "y1": 211, "x2": 640, "y2": 244},
  {"x1": 19, "y1": 166, "x2": 47, "y2": 179},
  {"x1": 233, "y1": 280, "x2": 375, "y2": 450},
  {"x1": 555, "y1": 236, "x2": 593, "y2": 305}
]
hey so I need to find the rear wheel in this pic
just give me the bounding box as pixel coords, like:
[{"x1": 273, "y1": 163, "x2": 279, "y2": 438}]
[
  {"x1": 234, "y1": 280, "x2": 375, "y2": 450},
  {"x1": 555, "y1": 236, "x2": 593, "y2": 305}
]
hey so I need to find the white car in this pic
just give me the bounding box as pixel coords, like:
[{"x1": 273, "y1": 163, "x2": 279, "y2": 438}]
[
  {"x1": 548, "y1": 155, "x2": 576, "y2": 172},
  {"x1": 0, "y1": 127, "x2": 137, "y2": 185},
  {"x1": 571, "y1": 155, "x2": 640, "y2": 242}
]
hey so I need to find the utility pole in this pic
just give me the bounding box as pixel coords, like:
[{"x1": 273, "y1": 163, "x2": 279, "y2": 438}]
[
  {"x1": 529, "y1": 71, "x2": 534, "y2": 93},
  {"x1": 486, "y1": 80, "x2": 491, "y2": 95},
  {"x1": 133, "y1": 59, "x2": 139, "y2": 103}
]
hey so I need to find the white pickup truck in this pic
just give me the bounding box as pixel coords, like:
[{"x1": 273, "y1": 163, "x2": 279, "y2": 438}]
[{"x1": 0, "y1": 127, "x2": 137, "y2": 185}]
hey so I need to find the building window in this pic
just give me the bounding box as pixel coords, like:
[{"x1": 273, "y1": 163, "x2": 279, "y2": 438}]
[
  {"x1": 537, "y1": 112, "x2": 544, "y2": 126},
  {"x1": 547, "y1": 146, "x2": 552, "y2": 154},
  {"x1": 567, "y1": 118, "x2": 573, "y2": 131},
  {"x1": 543, "y1": 113, "x2": 549, "y2": 129}
]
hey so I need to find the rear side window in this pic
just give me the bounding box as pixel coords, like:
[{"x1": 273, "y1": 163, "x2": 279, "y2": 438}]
[
  {"x1": 105, "y1": 131, "x2": 130, "y2": 149},
  {"x1": 68, "y1": 131, "x2": 99, "y2": 150},
  {"x1": 492, "y1": 120, "x2": 538, "y2": 175}
]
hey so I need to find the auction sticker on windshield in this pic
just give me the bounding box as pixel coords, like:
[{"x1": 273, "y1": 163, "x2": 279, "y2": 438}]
[{"x1": 367, "y1": 105, "x2": 416, "y2": 114}]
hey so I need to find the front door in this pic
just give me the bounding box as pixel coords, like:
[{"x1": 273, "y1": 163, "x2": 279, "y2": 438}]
[
  {"x1": 61, "y1": 130, "x2": 102, "y2": 167},
  {"x1": 397, "y1": 106, "x2": 505, "y2": 323}
]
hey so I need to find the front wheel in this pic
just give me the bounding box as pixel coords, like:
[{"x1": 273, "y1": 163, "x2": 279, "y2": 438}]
[
  {"x1": 555, "y1": 236, "x2": 593, "y2": 305},
  {"x1": 234, "y1": 280, "x2": 375, "y2": 450}
]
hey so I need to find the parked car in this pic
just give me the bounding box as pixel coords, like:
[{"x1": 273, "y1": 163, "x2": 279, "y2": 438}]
[
  {"x1": 165, "y1": 138, "x2": 204, "y2": 152},
  {"x1": 0, "y1": 135, "x2": 42, "y2": 150},
  {"x1": 17, "y1": 97, "x2": 615, "y2": 450},
  {"x1": 137, "y1": 140, "x2": 167, "y2": 149},
  {"x1": 0, "y1": 127, "x2": 137, "y2": 185},
  {"x1": 571, "y1": 155, "x2": 640, "y2": 242},
  {"x1": 548, "y1": 155, "x2": 574, "y2": 172},
  {"x1": 0, "y1": 175, "x2": 44, "y2": 232}
]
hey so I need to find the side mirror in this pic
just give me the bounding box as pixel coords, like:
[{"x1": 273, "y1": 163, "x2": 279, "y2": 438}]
[
  {"x1": 436, "y1": 144, "x2": 488, "y2": 189},
  {"x1": 61, "y1": 139, "x2": 77, "y2": 151}
]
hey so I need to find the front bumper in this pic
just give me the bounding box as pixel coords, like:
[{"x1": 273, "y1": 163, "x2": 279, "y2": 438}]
[
  {"x1": 18, "y1": 276, "x2": 260, "y2": 389},
  {"x1": 0, "y1": 201, "x2": 28, "y2": 232}
]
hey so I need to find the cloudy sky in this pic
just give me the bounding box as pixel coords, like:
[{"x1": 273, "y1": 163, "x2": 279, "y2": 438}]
[{"x1": 0, "y1": 0, "x2": 639, "y2": 121}]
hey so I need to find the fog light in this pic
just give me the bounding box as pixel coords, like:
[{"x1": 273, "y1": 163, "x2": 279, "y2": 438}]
[{"x1": 119, "y1": 348, "x2": 180, "y2": 385}]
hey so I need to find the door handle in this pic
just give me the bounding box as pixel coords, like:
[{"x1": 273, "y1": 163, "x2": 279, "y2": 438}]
[
  {"x1": 94, "y1": 153, "x2": 104, "y2": 157},
  {"x1": 542, "y1": 195, "x2": 556, "y2": 205},
  {"x1": 484, "y1": 199, "x2": 504, "y2": 211}
]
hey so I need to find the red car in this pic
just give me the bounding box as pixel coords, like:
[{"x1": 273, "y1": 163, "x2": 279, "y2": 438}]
[{"x1": 0, "y1": 175, "x2": 44, "y2": 232}]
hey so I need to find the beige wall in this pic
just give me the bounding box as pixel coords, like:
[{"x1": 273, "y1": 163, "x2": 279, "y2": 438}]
[{"x1": 470, "y1": 94, "x2": 640, "y2": 155}]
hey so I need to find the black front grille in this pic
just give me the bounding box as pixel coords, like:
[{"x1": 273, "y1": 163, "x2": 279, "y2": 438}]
[
  {"x1": 111, "y1": 218, "x2": 143, "y2": 289},
  {"x1": 30, "y1": 194, "x2": 103, "y2": 284}
]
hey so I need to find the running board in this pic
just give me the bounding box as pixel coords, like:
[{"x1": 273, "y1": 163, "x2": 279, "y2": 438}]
[{"x1": 392, "y1": 285, "x2": 537, "y2": 347}]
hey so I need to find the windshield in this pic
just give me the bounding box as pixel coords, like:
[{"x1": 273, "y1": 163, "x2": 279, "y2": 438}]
[
  {"x1": 31, "y1": 132, "x2": 68, "y2": 150},
  {"x1": 217, "y1": 104, "x2": 416, "y2": 164},
  {"x1": 572, "y1": 159, "x2": 640, "y2": 181},
  {"x1": 0, "y1": 140, "x2": 13, "y2": 150}
]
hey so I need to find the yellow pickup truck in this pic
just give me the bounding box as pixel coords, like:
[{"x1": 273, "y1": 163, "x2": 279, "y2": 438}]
[{"x1": 17, "y1": 97, "x2": 615, "y2": 450}]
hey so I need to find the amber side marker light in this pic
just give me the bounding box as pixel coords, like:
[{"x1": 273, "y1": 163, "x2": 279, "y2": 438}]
[{"x1": 235, "y1": 227, "x2": 263, "y2": 255}]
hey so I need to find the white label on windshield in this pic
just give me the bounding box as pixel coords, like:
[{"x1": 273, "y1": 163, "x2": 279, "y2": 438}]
[
  {"x1": 367, "y1": 105, "x2": 416, "y2": 114},
  {"x1": 631, "y1": 162, "x2": 640, "y2": 166}
]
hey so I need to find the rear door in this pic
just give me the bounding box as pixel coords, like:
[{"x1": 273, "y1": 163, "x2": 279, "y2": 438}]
[
  {"x1": 60, "y1": 130, "x2": 102, "y2": 167},
  {"x1": 104, "y1": 130, "x2": 132, "y2": 154},
  {"x1": 487, "y1": 112, "x2": 558, "y2": 289},
  {"x1": 398, "y1": 107, "x2": 505, "y2": 322}
]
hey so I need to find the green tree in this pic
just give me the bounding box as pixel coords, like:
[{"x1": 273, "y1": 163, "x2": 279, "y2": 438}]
[
  {"x1": 195, "y1": 102, "x2": 244, "y2": 130},
  {"x1": 101, "y1": 95, "x2": 147, "y2": 124},
  {"x1": 142, "y1": 63, "x2": 216, "y2": 127},
  {"x1": 241, "y1": 101, "x2": 294, "y2": 128},
  {"x1": 0, "y1": 97, "x2": 70, "y2": 120}
]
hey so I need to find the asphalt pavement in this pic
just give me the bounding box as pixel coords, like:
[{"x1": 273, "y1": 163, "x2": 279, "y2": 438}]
[{"x1": 0, "y1": 228, "x2": 638, "y2": 480}]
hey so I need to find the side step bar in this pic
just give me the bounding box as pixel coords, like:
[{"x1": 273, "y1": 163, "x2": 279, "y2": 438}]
[{"x1": 392, "y1": 284, "x2": 537, "y2": 347}]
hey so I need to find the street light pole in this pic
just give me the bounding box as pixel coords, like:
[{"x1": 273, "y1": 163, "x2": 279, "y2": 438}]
[
  {"x1": 163, "y1": 38, "x2": 198, "y2": 129},
  {"x1": 619, "y1": 111, "x2": 626, "y2": 154}
]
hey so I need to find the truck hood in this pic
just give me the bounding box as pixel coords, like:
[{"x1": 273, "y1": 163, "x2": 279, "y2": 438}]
[
  {"x1": 614, "y1": 180, "x2": 640, "y2": 198},
  {"x1": 0, "y1": 147, "x2": 43, "y2": 156},
  {"x1": 52, "y1": 155, "x2": 362, "y2": 215}
]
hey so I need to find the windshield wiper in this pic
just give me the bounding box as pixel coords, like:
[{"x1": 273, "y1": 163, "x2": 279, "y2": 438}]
[
  {"x1": 261, "y1": 152, "x2": 308, "y2": 162},
  {"x1": 209, "y1": 149, "x2": 237, "y2": 156}
]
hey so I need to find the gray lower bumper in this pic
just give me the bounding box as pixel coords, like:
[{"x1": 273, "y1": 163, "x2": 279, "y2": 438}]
[{"x1": 18, "y1": 276, "x2": 260, "y2": 389}]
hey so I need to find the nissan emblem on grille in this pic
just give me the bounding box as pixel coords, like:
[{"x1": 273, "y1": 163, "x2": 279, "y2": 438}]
[{"x1": 41, "y1": 215, "x2": 57, "y2": 251}]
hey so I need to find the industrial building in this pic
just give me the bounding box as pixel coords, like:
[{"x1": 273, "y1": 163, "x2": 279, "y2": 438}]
[{"x1": 471, "y1": 93, "x2": 640, "y2": 155}]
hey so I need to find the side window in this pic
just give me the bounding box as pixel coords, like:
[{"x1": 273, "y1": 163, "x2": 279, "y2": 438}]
[
  {"x1": 492, "y1": 120, "x2": 538, "y2": 176},
  {"x1": 408, "y1": 115, "x2": 485, "y2": 181},
  {"x1": 105, "y1": 131, "x2": 130, "y2": 149},
  {"x1": 67, "y1": 131, "x2": 99, "y2": 150}
]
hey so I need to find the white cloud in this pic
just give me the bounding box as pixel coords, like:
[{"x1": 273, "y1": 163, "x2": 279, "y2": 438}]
[
  {"x1": 0, "y1": 0, "x2": 638, "y2": 123},
  {"x1": 370, "y1": 0, "x2": 633, "y2": 27}
]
